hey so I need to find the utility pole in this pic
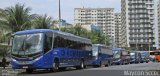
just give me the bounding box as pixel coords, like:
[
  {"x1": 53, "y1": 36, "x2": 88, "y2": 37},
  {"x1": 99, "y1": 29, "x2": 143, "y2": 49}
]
[
  {"x1": 149, "y1": 42, "x2": 150, "y2": 55},
  {"x1": 59, "y1": 0, "x2": 61, "y2": 31}
]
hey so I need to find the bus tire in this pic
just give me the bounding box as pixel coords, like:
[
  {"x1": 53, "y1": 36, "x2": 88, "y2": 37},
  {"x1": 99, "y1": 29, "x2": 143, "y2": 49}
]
[
  {"x1": 80, "y1": 60, "x2": 84, "y2": 69},
  {"x1": 105, "y1": 61, "x2": 110, "y2": 67},
  {"x1": 50, "y1": 59, "x2": 60, "y2": 72},
  {"x1": 26, "y1": 69, "x2": 33, "y2": 74},
  {"x1": 54, "y1": 59, "x2": 60, "y2": 71},
  {"x1": 76, "y1": 60, "x2": 84, "y2": 69},
  {"x1": 98, "y1": 61, "x2": 102, "y2": 67}
]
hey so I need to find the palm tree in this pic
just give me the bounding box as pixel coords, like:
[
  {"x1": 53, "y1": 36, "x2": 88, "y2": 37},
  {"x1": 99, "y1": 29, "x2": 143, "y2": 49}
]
[
  {"x1": 61, "y1": 24, "x2": 88, "y2": 38},
  {"x1": 0, "y1": 4, "x2": 32, "y2": 57},
  {"x1": 32, "y1": 14, "x2": 52, "y2": 29},
  {"x1": 0, "y1": 3, "x2": 32, "y2": 33},
  {"x1": 72, "y1": 24, "x2": 88, "y2": 37},
  {"x1": 61, "y1": 24, "x2": 110, "y2": 45}
]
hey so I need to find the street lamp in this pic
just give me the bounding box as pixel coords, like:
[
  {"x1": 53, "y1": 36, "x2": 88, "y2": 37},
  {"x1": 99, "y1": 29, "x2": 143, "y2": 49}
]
[{"x1": 58, "y1": 0, "x2": 61, "y2": 31}]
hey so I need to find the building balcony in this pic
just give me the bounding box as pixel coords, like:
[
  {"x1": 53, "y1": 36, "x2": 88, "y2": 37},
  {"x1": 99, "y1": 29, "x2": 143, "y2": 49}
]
[
  {"x1": 129, "y1": 22, "x2": 152, "y2": 25},
  {"x1": 129, "y1": 32, "x2": 153, "y2": 34},
  {"x1": 129, "y1": 27, "x2": 152, "y2": 30},
  {"x1": 129, "y1": 42, "x2": 154, "y2": 45},
  {"x1": 128, "y1": 3, "x2": 145, "y2": 5},
  {"x1": 129, "y1": 37, "x2": 154, "y2": 40}
]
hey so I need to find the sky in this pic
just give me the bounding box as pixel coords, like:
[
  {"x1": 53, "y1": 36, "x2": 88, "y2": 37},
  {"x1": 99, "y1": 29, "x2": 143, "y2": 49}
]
[{"x1": 0, "y1": 0, "x2": 121, "y2": 24}]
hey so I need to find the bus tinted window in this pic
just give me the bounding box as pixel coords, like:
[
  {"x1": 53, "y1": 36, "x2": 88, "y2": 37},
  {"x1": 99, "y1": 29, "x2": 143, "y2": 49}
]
[
  {"x1": 150, "y1": 52, "x2": 160, "y2": 55},
  {"x1": 44, "y1": 33, "x2": 53, "y2": 53},
  {"x1": 53, "y1": 36, "x2": 91, "y2": 51}
]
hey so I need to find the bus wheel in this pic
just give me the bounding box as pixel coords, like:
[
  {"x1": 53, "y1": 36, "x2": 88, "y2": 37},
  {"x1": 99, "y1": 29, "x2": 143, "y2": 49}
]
[
  {"x1": 80, "y1": 60, "x2": 84, "y2": 69},
  {"x1": 98, "y1": 61, "x2": 103, "y2": 67},
  {"x1": 26, "y1": 69, "x2": 33, "y2": 73},
  {"x1": 76, "y1": 60, "x2": 84, "y2": 69},
  {"x1": 105, "y1": 61, "x2": 110, "y2": 67},
  {"x1": 54, "y1": 60, "x2": 59, "y2": 71},
  {"x1": 51, "y1": 59, "x2": 60, "y2": 72}
]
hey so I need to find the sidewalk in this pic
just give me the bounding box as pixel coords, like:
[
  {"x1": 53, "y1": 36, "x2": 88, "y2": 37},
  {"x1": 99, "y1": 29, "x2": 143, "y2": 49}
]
[
  {"x1": 0, "y1": 67, "x2": 25, "y2": 75},
  {"x1": 0, "y1": 67, "x2": 12, "y2": 69}
]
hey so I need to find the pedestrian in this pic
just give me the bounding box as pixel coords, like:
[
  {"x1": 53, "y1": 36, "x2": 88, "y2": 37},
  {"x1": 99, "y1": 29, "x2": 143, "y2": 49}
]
[{"x1": 2, "y1": 56, "x2": 6, "y2": 69}]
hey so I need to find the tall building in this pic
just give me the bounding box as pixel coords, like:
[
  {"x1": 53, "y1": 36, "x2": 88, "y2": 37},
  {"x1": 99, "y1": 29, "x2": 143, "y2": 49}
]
[
  {"x1": 115, "y1": 13, "x2": 122, "y2": 48},
  {"x1": 121, "y1": 0, "x2": 158, "y2": 50},
  {"x1": 158, "y1": 0, "x2": 160, "y2": 48},
  {"x1": 74, "y1": 8, "x2": 115, "y2": 46}
]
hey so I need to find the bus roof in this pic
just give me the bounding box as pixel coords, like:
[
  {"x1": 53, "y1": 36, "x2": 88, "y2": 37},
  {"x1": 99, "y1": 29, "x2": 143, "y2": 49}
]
[
  {"x1": 14, "y1": 29, "x2": 92, "y2": 44},
  {"x1": 93, "y1": 44, "x2": 106, "y2": 46},
  {"x1": 112, "y1": 48, "x2": 125, "y2": 51}
]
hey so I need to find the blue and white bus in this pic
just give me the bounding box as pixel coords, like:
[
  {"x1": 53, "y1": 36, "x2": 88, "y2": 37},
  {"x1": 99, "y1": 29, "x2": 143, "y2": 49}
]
[
  {"x1": 10, "y1": 29, "x2": 92, "y2": 73},
  {"x1": 130, "y1": 51, "x2": 142, "y2": 64},
  {"x1": 91, "y1": 44, "x2": 113, "y2": 67},
  {"x1": 112, "y1": 48, "x2": 130, "y2": 65},
  {"x1": 137, "y1": 51, "x2": 150, "y2": 63}
]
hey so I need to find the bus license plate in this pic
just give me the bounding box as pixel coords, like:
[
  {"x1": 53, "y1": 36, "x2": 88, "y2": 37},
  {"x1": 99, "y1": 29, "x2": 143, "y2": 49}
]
[{"x1": 23, "y1": 66, "x2": 28, "y2": 69}]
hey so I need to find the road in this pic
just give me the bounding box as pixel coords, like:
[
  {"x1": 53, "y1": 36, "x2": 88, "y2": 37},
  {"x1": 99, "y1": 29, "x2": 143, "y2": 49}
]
[{"x1": 1, "y1": 62, "x2": 160, "y2": 76}]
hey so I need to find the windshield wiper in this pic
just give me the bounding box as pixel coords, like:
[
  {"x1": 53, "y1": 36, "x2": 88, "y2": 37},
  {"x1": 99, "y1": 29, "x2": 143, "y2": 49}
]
[{"x1": 18, "y1": 35, "x2": 27, "y2": 55}]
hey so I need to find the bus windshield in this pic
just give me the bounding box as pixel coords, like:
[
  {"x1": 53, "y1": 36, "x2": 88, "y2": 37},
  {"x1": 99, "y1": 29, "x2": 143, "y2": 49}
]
[
  {"x1": 92, "y1": 45, "x2": 98, "y2": 56},
  {"x1": 113, "y1": 51, "x2": 121, "y2": 58},
  {"x1": 130, "y1": 53, "x2": 135, "y2": 58},
  {"x1": 12, "y1": 33, "x2": 43, "y2": 56}
]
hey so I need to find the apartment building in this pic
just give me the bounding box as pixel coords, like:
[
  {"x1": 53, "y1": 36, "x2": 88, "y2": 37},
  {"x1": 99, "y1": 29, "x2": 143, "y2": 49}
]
[
  {"x1": 74, "y1": 8, "x2": 116, "y2": 46},
  {"x1": 158, "y1": 0, "x2": 160, "y2": 48},
  {"x1": 121, "y1": 0, "x2": 158, "y2": 50},
  {"x1": 115, "y1": 13, "x2": 122, "y2": 48}
]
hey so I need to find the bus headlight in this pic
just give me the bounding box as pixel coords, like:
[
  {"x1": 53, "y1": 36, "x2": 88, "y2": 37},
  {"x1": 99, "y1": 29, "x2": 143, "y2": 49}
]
[
  {"x1": 12, "y1": 58, "x2": 17, "y2": 62},
  {"x1": 34, "y1": 56, "x2": 43, "y2": 61},
  {"x1": 95, "y1": 57, "x2": 98, "y2": 60},
  {"x1": 117, "y1": 59, "x2": 121, "y2": 61}
]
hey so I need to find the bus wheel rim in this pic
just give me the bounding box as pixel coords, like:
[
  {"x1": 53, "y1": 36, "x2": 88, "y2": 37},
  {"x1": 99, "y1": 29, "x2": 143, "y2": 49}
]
[{"x1": 81, "y1": 61, "x2": 84, "y2": 68}]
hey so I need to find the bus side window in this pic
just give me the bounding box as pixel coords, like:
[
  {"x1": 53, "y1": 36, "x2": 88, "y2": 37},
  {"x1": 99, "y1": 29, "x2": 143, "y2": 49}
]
[
  {"x1": 44, "y1": 34, "x2": 52, "y2": 53},
  {"x1": 61, "y1": 50, "x2": 65, "y2": 56}
]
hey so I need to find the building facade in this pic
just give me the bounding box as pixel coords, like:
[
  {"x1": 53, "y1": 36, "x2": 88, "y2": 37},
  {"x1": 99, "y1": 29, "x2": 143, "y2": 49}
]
[
  {"x1": 81, "y1": 24, "x2": 102, "y2": 33},
  {"x1": 121, "y1": 0, "x2": 158, "y2": 50},
  {"x1": 74, "y1": 8, "x2": 116, "y2": 47},
  {"x1": 115, "y1": 13, "x2": 122, "y2": 48},
  {"x1": 158, "y1": 0, "x2": 160, "y2": 49}
]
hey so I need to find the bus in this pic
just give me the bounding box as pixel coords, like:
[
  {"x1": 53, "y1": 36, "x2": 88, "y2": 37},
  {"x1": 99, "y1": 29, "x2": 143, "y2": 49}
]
[
  {"x1": 137, "y1": 51, "x2": 150, "y2": 63},
  {"x1": 130, "y1": 51, "x2": 142, "y2": 64},
  {"x1": 10, "y1": 29, "x2": 92, "y2": 73},
  {"x1": 91, "y1": 44, "x2": 113, "y2": 67},
  {"x1": 150, "y1": 50, "x2": 160, "y2": 62},
  {"x1": 112, "y1": 48, "x2": 130, "y2": 65}
]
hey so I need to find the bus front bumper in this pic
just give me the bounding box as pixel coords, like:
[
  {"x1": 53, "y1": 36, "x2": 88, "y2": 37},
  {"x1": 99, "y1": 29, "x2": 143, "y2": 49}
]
[{"x1": 10, "y1": 57, "x2": 48, "y2": 69}]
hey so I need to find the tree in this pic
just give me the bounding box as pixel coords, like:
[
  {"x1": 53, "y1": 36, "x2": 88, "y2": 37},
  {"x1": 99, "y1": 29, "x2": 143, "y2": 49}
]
[
  {"x1": 61, "y1": 24, "x2": 87, "y2": 37},
  {"x1": 72, "y1": 24, "x2": 88, "y2": 37},
  {"x1": 0, "y1": 3, "x2": 32, "y2": 33},
  {"x1": 0, "y1": 30, "x2": 9, "y2": 43},
  {"x1": 60, "y1": 24, "x2": 110, "y2": 45},
  {"x1": 88, "y1": 31, "x2": 109, "y2": 45},
  {"x1": 0, "y1": 4, "x2": 32, "y2": 56},
  {"x1": 32, "y1": 14, "x2": 52, "y2": 29}
]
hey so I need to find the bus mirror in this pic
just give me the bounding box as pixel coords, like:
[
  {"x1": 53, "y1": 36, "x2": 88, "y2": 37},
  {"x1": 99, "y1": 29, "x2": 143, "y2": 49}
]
[{"x1": 8, "y1": 35, "x2": 13, "y2": 46}]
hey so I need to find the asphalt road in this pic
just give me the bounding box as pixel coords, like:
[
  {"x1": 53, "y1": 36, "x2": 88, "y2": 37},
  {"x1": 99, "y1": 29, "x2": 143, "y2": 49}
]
[{"x1": 14, "y1": 62, "x2": 160, "y2": 76}]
